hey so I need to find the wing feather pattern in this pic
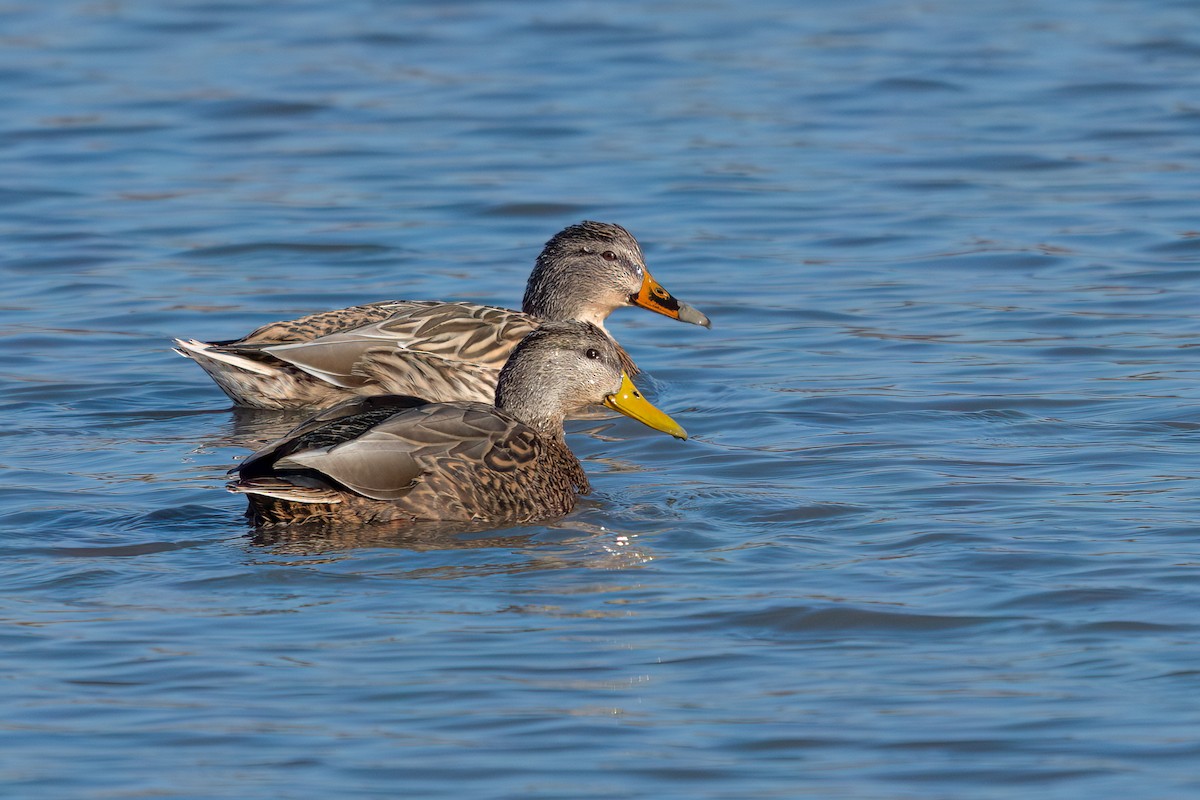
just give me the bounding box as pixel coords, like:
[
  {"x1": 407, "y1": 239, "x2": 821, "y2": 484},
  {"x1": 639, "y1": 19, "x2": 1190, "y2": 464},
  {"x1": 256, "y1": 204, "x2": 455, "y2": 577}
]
[
  {"x1": 231, "y1": 398, "x2": 583, "y2": 525},
  {"x1": 217, "y1": 302, "x2": 537, "y2": 403}
]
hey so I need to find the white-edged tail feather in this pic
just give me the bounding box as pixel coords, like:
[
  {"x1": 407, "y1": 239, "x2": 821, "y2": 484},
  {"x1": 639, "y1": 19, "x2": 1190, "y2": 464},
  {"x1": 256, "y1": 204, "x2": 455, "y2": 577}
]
[
  {"x1": 227, "y1": 478, "x2": 344, "y2": 504},
  {"x1": 172, "y1": 338, "x2": 277, "y2": 377}
]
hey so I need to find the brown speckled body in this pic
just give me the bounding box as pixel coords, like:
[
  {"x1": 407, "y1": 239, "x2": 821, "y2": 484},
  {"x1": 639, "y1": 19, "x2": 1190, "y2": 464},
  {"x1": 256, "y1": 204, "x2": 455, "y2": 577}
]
[
  {"x1": 226, "y1": 322, "x2": 682, "y2": 527},
  {"x1": 176, "y1": 301, "x2": 539, "y2": 410},
  {"x1": 174, "y1": 222, "x2": 704, "y2": 410},
  {"x1": 237, "y1": 416, "x2": 587, "y2": 526}
]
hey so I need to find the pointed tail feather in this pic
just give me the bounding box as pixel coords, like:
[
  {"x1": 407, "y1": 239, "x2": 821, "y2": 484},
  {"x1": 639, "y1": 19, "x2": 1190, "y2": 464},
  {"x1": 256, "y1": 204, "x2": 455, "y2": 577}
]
[
  {"x1": 227, "y1": 477, "x2": 344, "y2": 505},
  {"x1": 172, "y1": 338, "x2": 278, "y2": 377}
]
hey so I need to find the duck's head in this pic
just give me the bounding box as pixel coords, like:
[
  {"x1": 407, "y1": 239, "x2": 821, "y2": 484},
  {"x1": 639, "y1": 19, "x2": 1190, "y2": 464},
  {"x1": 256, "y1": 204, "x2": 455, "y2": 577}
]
[
  {"x1": 496, "y1": 320, "x2": 687, "y2": 440},
  {"x1": 522, "y1": 221, "x2": 711, "y2": 331}
]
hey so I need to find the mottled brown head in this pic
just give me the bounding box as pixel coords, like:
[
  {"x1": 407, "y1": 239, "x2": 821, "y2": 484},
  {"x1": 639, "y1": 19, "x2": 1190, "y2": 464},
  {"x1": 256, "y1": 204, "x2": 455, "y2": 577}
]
[
  {"x1": 495, "y1": 321, "x2": 686, "y2": 440},
  {"x1": 522, "y1": 221, "x2": 711, "y2": 329}
]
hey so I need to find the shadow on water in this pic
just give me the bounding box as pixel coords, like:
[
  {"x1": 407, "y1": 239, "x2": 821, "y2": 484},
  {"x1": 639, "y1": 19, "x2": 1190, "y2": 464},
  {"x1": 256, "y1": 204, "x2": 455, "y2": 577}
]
[
  {"x1": 245, "y1": 515, "x2": 540, "y2": 555},
  {"x1": 239, "y1": 503, "x2": 659, "y2": 576},
  {"x1": 224, "y1": 405, "x2": 314, "y2": 451}
]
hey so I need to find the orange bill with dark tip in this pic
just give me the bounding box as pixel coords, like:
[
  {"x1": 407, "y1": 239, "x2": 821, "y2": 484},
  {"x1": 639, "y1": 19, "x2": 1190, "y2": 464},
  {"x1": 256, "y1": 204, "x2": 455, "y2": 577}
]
[{"x1": 631, "y1": 271, "x2": 712, "y2": 328}]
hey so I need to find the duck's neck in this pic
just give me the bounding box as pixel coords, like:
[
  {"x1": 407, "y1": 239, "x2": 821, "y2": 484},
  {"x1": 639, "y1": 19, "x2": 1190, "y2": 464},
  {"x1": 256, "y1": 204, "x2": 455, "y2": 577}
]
[
  {"x1": 512, "y1": 410, "x2": 566, "y2": 440},
  {"x1": 494, "y1": 369, "x2": 570, "y2": 440},
  {"x1": 523, "y1": 295, "x2": 610, "y2": 332},
  {"x1": 522, "y1": 261, "x2": 615, "y2": 329}
]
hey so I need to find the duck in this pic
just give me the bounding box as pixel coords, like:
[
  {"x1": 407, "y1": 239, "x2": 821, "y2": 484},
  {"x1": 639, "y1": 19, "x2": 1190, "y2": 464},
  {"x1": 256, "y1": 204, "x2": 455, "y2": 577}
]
[
  {"x1": 228, "y1": 320, "x2": 687, "y2": 526},
  {"x1": 174, "y1": 221, "x2": 709, "y2": 410}
]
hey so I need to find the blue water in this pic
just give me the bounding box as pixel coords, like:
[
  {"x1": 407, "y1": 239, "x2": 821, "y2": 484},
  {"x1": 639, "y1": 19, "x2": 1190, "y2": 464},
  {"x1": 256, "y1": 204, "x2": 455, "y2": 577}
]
[{"x1": 3, "y1": 1, "x2": 1200, "y2": 797}]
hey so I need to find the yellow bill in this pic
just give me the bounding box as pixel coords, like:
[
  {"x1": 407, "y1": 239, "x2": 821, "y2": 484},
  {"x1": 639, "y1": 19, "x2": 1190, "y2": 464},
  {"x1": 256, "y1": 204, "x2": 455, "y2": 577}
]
[
  {"x1": 632, "y1": 271, "x2": 711, "y2": 328},
  {"x1": 603, "y1": 372, "x2": 688, "y2": 440}
]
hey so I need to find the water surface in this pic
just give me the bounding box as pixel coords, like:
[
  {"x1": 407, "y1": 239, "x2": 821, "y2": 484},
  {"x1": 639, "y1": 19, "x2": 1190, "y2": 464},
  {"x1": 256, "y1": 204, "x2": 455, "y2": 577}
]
[{"x1": 2, "y1": 1, "x2": 1199, "y2": 798}]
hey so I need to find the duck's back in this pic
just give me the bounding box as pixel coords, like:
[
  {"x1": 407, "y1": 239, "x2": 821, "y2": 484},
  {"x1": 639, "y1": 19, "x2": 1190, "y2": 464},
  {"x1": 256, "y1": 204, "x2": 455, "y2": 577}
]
[
  {"x1": 179, "y1": 301, "x2": 539, "y2": 409},
  {"x1": 233, "y1": 299, "x2": 425, "y2": 344}
]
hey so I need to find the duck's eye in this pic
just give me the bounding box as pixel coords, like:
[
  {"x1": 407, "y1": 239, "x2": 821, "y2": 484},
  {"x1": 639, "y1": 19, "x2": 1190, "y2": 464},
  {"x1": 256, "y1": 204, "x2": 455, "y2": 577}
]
[
  {"x1": 601, "y1": 250, "x2": 617, "y2": 261},
  {"x1": 585, "y1": 348, "x2": 601, "y2": 360}
]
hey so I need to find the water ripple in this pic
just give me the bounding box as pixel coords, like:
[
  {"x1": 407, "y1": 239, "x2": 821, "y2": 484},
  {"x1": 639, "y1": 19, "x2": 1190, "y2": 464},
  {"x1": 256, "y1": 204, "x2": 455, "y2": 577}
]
[{"x1": 3, "y1": 1, "x2": 1200, "y2": 798}]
